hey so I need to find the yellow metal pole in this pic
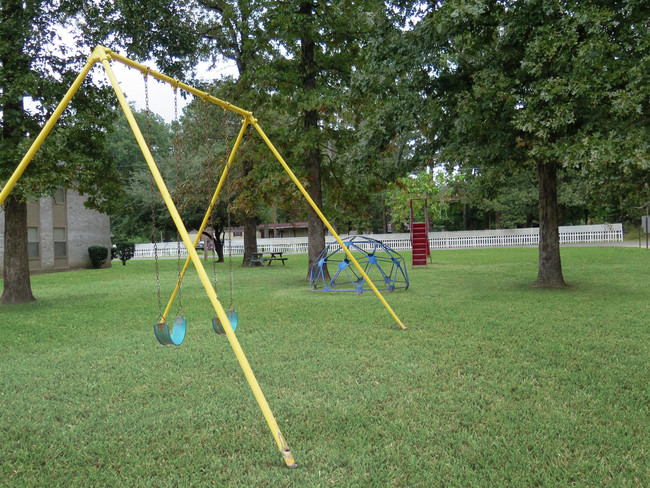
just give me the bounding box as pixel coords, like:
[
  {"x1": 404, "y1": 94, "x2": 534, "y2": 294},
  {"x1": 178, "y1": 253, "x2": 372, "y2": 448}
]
[
  {"x1": 0, "y1": 55, "x2": 98, "y2": 206},
  {"x1": 251, "y1": 118, "x2": 406, "y2": 330},
  {"x1": 161, "y1": 119, "x2": 249, "y2": 322},
  {"x1": 97, "y1": 47, "x2": 296, "y2": 468}
]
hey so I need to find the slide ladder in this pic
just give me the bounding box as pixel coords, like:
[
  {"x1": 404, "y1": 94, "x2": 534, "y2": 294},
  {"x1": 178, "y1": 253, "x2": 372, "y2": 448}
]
[
  {"x1": 411, "y1": 222, "x2": 430, "y2": 266},
  {"x1": 410, "y1": 198, "x2": 432, "y2": 267}
]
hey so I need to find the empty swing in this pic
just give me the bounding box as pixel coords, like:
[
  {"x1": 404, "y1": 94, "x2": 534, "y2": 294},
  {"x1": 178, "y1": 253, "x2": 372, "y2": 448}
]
[
  {"x1": 151, "y1": 175, "x2": 187, "y2": 346},
  {"x1": 148, "y1": 79, "x2": 187, "y2": 346},
  {"x1": 201, "y1": 103, "x2": 238, "y2": 336}
]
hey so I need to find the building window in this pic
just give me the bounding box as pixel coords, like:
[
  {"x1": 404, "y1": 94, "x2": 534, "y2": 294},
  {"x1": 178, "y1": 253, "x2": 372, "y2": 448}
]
[
  {"x1": 233, "y1": 231, "x2": 243, "y2": 237},
  {"x1": 54, "y1": 227, "x2": 67, "y2": 258},
  {"x1": 53, "y1": 188, "x2": 65, "y2": 205},
  {"x1": 28, "y1": 227, "x2": 39, "y2": 259}
]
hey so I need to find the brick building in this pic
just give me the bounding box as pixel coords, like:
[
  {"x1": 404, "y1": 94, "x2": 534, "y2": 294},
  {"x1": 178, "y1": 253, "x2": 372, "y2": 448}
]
[{"x1": 0, "y1": 188, "x2": 111, "y2": 272}]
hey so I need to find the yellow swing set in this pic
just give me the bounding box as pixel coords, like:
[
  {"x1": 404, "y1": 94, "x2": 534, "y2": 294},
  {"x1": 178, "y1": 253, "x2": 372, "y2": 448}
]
[{"x1": 0, "y1": 45, "x2": 407, "y2": 468}]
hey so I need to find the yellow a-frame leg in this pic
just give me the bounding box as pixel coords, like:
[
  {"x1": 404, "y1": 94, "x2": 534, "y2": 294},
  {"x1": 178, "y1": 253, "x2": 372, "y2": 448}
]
[{"x1": 96, "y1": 48, "x2": 297, "y2": 468}]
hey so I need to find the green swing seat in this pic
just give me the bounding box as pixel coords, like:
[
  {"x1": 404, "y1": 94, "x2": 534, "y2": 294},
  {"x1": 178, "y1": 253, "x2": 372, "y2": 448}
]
[
  {"x1": 212, "y1": 309, "x2": 238, "y2": 335},
  {"x1": 154, "y1": 316, "x2": 187, "y2": 346}
]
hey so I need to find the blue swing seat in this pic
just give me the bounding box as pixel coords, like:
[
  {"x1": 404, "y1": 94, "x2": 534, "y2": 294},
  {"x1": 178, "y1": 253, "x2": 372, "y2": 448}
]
[
  {"x1": 154, "y1": 316, "x2": 187, "y2": 346},
  {"x1": 212, "y1": 309, "x2": 238, "y2": 335}
]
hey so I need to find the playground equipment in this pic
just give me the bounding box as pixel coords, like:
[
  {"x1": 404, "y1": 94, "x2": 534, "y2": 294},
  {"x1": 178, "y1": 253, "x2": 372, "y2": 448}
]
[
  {"x1": 410, "y1": 198, "x2": 432, "y2": 266},
  {"x1": 0, "y1": 45, "x2": 407, "y2": 468},
  {"x1": 310, "y1": 236, "x2": 409, "y2": 293},
  {"x1": 154, "y1": 316, "x2": 187, "y2": 346},
  {"x1": 150, "y1": 83, "x2": 189, "y2": 346}
]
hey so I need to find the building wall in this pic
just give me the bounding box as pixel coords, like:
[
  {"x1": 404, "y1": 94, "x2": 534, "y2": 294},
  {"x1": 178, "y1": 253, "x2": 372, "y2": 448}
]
[
  {"x1": 278, "y1": 228, "x2": 309, "y2": 238},
  {"x1": 66, "y1": 190, "x2": 111, "y2": 269},
  {"x1": 0, "y1": 189, "x2": 111, "y2": 272},
  {"x1": 37, "y1": 197, "x2": 54, "y2": 270}
]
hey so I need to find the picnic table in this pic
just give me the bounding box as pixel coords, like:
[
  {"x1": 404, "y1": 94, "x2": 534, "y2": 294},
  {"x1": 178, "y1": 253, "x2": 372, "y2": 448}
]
[{"x1": 248, "y1": 252, "x2": 288, "y2": 267}]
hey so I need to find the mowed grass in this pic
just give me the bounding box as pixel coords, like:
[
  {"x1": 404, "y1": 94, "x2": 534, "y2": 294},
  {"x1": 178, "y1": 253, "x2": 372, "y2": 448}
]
[{"x1": 1, "y1": 247, "x2": 647, "y2": 487}]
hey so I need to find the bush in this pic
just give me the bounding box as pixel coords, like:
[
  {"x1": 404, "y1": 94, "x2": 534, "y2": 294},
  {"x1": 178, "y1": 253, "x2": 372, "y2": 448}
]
[
  {"x1": 113, "y1": 242, "x2": 135, "y2": 266},
  {"x1": 88, "y1": 246, "x2": 108, "y2": 269}
]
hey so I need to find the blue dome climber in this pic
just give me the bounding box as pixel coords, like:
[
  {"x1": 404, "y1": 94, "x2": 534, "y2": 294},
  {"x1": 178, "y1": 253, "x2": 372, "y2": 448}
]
[{"x1": 310, "y1": 236, "x2": 409, "y2": 293}]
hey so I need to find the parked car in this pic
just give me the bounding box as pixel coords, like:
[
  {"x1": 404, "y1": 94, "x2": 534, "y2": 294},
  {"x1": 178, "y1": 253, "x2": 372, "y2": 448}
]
[{"x1": 195, "y1": 241, "x2": 215, "y2": 250}]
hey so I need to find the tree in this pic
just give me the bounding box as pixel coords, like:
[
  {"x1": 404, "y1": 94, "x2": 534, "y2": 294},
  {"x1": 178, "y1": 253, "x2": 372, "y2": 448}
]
[
  {"x1": 0, "y1": 1, "x2": 205, "y2": 304},
  {"x1": 386, "y1": 171, "x2": 460, "y2": 232},
  {"x1": 413, "y1": 0, "x2": 649, "y2": 286},
  {"x1": 169, "y1": 90, "x2": 235, "y2": 262},
  {"x1": 195, "y1": 0, "x2": 275, "y2": 266},
  {"x1": 319, "y1": 3, "x2": 436, "y2": 234},
  {"x1": 265, "y1": 0, "x2": 392, "y2": 278},
  {"x1": 112, "y1": 242, "x2": 135, "y2": 265},
  {"x1": 457, "y1": 164, "x2": 539, "y2": 230},
  {"x1": 159, "y1": 2, "x2": 418, "y2": 271},
  {"x1": 0, "y1": 1, "x2": 120, "y2": 304}
]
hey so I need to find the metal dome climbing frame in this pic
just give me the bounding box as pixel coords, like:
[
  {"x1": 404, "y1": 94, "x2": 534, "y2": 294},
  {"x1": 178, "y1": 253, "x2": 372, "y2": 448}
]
[{"x1": 310, "y1": 236, "x2": 409, "y2": 293}]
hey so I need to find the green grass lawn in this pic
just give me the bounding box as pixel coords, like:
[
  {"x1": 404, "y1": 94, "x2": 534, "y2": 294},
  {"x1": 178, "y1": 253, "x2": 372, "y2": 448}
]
[{"x1": 1, "y1": 247, "x2": 648, "y2": 487}]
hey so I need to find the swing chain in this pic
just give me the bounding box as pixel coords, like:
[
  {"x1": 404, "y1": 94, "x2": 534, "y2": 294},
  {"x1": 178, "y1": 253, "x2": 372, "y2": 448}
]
[
  {"x1": 202, "y1": 98, "x2": 220, "y2": 293},
  {"x1": 173, "y1": 86, "x2": 183, "y2": 315},
  {"x1": 145, "y1": 74, "x2": 163, "y2": 317},
  {"x1": 224, "y1": 110, "x2": 235, "y2": 310}
]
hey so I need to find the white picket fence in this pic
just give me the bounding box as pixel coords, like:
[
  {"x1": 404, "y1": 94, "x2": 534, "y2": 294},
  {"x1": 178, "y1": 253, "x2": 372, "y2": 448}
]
[{"x1": 132, "y1": 223, "x2": 623, "y2": 258}]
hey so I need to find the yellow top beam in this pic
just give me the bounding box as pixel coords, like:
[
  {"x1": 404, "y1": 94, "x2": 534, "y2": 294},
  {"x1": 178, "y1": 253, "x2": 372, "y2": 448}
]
[{"x1": 92, "y1": 46, "x2": 252, "y2": 119}]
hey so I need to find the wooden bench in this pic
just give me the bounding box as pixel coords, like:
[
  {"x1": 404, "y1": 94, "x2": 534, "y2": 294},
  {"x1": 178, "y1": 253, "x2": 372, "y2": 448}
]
[
  {"x1": 265, "y1": 252, "x2": 288, "y2": 266},
  {"x1": 248, "y1": 252, "x2": 266, "y2": 266},
  {"x1": 248, "y1": 252, "x2": 288, "y2": 266}
]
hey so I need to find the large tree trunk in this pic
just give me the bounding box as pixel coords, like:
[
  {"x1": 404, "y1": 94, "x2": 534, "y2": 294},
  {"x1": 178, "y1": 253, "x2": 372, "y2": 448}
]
[
  {"x1": 537, "y1": 161, "x2": 566, "y2": 287},
  {"x1": 1, "y1": 3, "x2": 35, "y2": 305},
  {"x1": 242, "y1": 215, "x2": 259, "y2": 266},
  {"x1": 306, "y1": 142, "x2": 326, "y2": 278},
  {"x1": 202, "y1": 230, "x2": 224, "y2": 262},
  {"x1": 214, "y1": 231, "x2": 224, "y2": 262},
  {"x1": 240, "y1": 157, "x2": 260, "y2": 266},
  {"x1": 300, "y1": 1, "x2": 328, "y2": 280},
  {"x1": 1, "y1": 195, "x2": 36, "y2": 304}
]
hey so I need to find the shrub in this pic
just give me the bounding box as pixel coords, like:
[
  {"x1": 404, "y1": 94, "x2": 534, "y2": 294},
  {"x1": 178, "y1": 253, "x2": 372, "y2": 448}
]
[
  {"x1": 113, "y1": 242, "x2": 135, "y2": 266},
  {"x1": 88, "y1": 246, "x2": 108, "y2": 269}
]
